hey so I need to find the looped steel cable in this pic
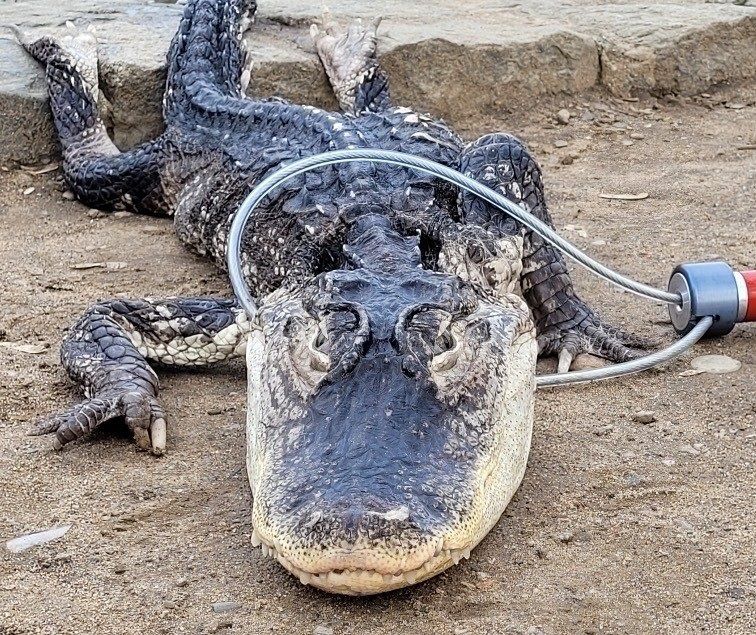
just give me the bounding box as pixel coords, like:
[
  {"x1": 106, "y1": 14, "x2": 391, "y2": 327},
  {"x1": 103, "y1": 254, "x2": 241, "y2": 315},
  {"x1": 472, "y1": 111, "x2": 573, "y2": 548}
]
[{"x1": 227, "y1": 149, "x2": 706, "y2": 386}]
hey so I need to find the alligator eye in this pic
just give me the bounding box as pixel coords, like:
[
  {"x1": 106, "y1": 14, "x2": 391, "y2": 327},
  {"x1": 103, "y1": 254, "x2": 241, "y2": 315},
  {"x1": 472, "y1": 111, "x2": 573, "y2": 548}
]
[
  {"x1": 285, "y1": 316, "x2": 330, "y2": 383},
  {"x1": 433, "y1": 329, "x2": 456, "y2": 355},
  {"x1": 305, "y1": 302, "x2": 370, "y2": 380},
  {"x1": 313, "y1": 324, "x2": 329, "y2": 353},
  {"x1": 308, "y1": 325, "x2": 331, "y2": 372},
  {"x1": 430, "y1": 328, "x2": 463, "y2": 373}
]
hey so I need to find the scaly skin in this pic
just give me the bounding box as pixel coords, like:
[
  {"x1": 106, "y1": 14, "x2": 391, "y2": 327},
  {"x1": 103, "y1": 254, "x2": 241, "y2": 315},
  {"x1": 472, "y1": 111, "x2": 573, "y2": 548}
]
[{"x1": 19, "y1": 0, "x2": 651, "y2": 594}]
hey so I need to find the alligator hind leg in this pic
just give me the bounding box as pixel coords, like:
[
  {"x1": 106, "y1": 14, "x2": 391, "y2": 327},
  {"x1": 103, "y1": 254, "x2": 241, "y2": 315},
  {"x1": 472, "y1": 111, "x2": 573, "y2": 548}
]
[
  {"x1": 163, "y1": 0, "x2": 257, "y2": 122},
  {"x1": 31, "y1": 298, "x2": 252, "y2": 454},
  {"x1": 16, "y1": 22, "x2": 168, "y2": 213},
  {"x1": 310, "y1": 12, "x2": 391, "y2": 114},
  {"x1": 310, "y1": 12, "x2": 389, "y2": 114},
  {"x1": 455, "y1": 133, "x2": 654, "y2": 371}
]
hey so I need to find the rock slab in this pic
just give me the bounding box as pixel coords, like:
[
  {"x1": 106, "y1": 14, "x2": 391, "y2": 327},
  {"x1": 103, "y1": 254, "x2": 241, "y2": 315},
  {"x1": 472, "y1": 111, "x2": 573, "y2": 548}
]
[{"x1": 0, "y1": 0, "x2": 753, "y2": 163}]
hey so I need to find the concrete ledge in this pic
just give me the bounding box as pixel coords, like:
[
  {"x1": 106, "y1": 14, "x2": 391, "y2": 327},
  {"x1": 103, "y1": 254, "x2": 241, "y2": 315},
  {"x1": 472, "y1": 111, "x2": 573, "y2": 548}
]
[{"x1": 1, "y1": 0, "x2": 754, "y2": 163}]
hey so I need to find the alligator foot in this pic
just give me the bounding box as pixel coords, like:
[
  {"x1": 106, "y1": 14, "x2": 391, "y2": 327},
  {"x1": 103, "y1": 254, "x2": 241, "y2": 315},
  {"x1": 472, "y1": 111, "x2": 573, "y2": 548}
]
[
  {"x1": 30, "y1": 388, "x2": 167, "y2": 454},
  {"x1": 310, "y1": 11, "x2": 383, "y2": 113},
  {"x1": 536, "y1": 296, "x2": 657, "y2": 372},
  {"x1": 13, "y1": 20, "x2": 100, "y2": 99}
]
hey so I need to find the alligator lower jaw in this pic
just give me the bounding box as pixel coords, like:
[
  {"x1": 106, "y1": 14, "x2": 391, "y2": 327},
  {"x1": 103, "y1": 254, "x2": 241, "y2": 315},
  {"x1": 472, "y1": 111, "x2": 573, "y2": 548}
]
[{"x1": 251, "y1": 530, "x2": 471, "y2": 595}]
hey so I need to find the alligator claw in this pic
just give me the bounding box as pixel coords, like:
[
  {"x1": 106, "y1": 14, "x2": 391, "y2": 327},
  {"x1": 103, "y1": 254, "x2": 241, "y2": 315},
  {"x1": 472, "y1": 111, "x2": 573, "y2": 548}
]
[
  {"x1": 557, "y1": 349, "x2": 574, "y2": 374},
  {"x1": 30, "y1": 389, "x2": 167, "y2": 455}
]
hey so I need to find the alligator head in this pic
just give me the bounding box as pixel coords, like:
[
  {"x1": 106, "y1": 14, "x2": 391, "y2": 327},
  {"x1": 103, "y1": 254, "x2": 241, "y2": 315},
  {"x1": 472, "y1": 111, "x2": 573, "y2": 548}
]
[{"x1": 245, "y1": 215, "x2": 537, "y2": 594}]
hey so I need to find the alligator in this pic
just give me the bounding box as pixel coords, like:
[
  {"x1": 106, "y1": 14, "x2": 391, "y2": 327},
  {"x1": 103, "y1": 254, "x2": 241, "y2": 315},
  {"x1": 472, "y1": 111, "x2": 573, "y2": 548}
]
[{"x1": 18, "y1": 0, "x2": 650, "y2": 595}]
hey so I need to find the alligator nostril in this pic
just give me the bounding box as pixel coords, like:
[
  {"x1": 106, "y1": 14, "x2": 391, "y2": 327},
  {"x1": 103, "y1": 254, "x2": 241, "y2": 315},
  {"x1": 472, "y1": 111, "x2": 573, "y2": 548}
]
[{"x1": 315, "y1": 498, "x2": 417, "y2": 537}]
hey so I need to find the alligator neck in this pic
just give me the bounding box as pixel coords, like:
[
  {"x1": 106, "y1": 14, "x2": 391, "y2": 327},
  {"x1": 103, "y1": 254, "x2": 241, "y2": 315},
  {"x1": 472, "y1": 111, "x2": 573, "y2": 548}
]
[{"x1": 344, "y1": 214, "x2": 421, "y2": 274}]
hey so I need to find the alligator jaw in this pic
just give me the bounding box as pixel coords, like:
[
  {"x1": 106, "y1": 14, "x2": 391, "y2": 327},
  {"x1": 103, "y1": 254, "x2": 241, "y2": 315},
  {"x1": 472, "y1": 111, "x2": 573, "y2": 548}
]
[{"x1": 250, "y1": 529, "x2": 473, "y2": 595}]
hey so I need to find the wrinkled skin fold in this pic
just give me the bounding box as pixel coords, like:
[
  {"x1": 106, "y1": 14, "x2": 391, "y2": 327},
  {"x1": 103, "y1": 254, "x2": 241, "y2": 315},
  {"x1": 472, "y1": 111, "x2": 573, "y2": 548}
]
[{"x1": 21, "y1": 0, "x2": 651, "y2": 594}]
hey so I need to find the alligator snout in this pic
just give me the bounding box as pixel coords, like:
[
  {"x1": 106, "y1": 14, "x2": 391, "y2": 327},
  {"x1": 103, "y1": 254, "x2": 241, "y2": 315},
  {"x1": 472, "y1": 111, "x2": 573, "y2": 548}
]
[
  {"x1": 249, "y1": 351, "x2": 467, "y2": 593},
  {"x1": 251, "y1": 495, "x2": 463, "y2": 595}
]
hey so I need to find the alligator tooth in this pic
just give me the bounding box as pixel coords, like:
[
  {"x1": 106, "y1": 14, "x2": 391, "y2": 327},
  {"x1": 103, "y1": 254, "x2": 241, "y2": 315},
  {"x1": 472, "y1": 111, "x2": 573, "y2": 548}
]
[
  {"x1": 298, "y1": 571, "x2": 311, "y2": 585},
  {"x1": 261, "y1": 543, "x2": 270, "y2": 557},
  {"x1": 404, "y1": 570, "x2": 419, "y2": 584},
  {"x1": 451, "y1": 550, "x2": 462, "y2": 565},
  {"x1": 326, "y1": 571, "x2": 340, "y2": 586},
  {"x1": 250, "y1": 529, "x2": 262, "y2": 547},
  {"x1": 462, "y1": 548, "x2": 471, "y2": 560}
]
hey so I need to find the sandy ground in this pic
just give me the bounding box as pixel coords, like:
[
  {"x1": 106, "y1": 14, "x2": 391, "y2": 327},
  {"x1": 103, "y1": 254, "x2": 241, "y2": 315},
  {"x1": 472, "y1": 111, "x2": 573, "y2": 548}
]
[{"x1": 0, "y1": 84, "x2": 754, "y2": 635}]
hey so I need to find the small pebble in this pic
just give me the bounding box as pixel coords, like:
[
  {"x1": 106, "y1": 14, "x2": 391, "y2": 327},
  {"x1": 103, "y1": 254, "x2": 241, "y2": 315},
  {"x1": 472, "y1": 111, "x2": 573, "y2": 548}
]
[
  {"x1": 313, "y1": 627, "x2": 334, "y2": 635},
  {"x1": 113, "y1": 211, "x2": 133, "y2": 219},
  {"x1": 621, "y1": 139, "x2": 634, "y2": 146},
  {"x1": 62, "y1": 191, "x2": 75, "y2": 200},
  {"x1": 632, "y1": 410, "x2": 656, "y2": 424},
  {"x1": 554, "y1": 139, "x2": 569, "y2": 148},
  {"x1": 212, "y1": 601, "x2": 241, "y2": 614},
  {"x1": 677, "y1": 518, "x2": 694, "y2": 532},
  {"x1": 594, "y1": 424, "x2": 614, "y2": 436},
  {"x1": 114, "y1": 565, "x2": 127, "y2": 574},
  {"x1": 88, "y1": 209, "x2": 106, "y2": 219},
  {"x1": 629, "y1": 132, "x2": 645, "y2": 140},
  {"x1": 175, "y1": 577, "x2": 189, "y2": 587},
  {"x1": 554, "y1": 529, "x2": 574, "y2": 544},
  {"x1": 561, "y1": 155, "x2": 574, "y2": 165},
  {"x1": 556, "y1": 108, "x2": 571, "y2": 124},
  {"x1": 626, "y1": 472, "x2": 642, "y2": 487},
  {"x1": 207, "y1": 619, "x2": 233, "y2": 633},
  {"x1": 163, "y1": 601, "x2": 177, "y2": 610}
]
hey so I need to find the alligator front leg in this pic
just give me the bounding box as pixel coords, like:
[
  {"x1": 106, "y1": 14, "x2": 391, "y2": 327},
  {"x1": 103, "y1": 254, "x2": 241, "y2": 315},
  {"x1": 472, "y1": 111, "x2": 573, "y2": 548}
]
[
  {"x1": 456, "y1": 133, "x2": 653, "y2": 371},
  {"x1": 31, "y1": 298, "x2": 253, "y2": 454}
]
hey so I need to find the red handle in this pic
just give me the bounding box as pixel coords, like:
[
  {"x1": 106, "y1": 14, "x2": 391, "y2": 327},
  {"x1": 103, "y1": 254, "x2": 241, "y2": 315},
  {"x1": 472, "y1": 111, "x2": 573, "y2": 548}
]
[{"x1": 742, "y1": 270, "x2": 756, "y2": 322}]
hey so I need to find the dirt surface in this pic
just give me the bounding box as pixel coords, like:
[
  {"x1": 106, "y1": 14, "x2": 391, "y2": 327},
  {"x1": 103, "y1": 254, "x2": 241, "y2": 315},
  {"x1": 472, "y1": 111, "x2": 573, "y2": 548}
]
[{"x1": 1, "y1": 85, "x2": 754, "y2": 634}]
